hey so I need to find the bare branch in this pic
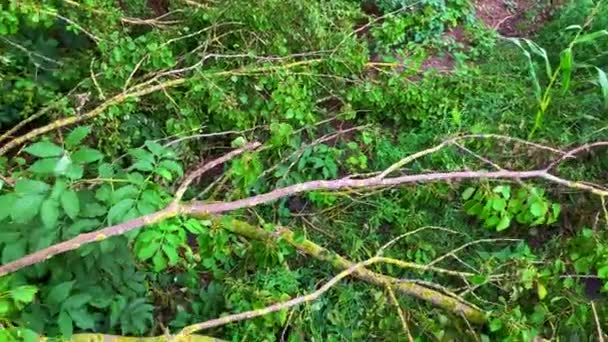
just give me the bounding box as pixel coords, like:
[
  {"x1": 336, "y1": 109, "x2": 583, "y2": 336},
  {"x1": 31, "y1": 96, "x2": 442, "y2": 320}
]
[{"x1": 545, "y1": 141, "x2": 608, "y2": 171}]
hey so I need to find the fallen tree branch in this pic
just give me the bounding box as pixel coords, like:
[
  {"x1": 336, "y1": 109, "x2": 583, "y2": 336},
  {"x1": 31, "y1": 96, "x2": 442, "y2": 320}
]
[
  {"x1": 0, "y1": 78, "x2": 187, "y2": 157},
  {"x1": 2, "y1": 151, "x2": 608, "y2": 277},
  {"x1": 5, "y1": 331, "x2": 225, "y2": 341},
  {"x1": 173, "y1": 218, "x2": 486, "y2": 336}
]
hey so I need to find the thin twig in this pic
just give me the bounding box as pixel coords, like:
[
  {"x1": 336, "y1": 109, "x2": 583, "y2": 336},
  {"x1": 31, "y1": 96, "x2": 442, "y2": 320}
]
[
  {"x1": 427, "y1": 239, "x2": 522, "y2": 267},
  {"x1": 173, "y1": 142, "x2": 261, "y2": 201},
  {"x1": 175, "y1": 257, "x2": 380, "y2": 336},
  {"x1": 386, "y1": 285, "x2": 415, "y2": 342},
  {"x1": 591, "y1": 300, "x2": 606, "y2": 342}
]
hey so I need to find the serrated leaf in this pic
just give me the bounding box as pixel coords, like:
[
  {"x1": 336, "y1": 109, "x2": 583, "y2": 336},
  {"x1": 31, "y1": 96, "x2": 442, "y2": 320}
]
[
  {"x1": 68, "y1": 307, "x2": 95, "y2": 329},
  {"x1": 135, "y1": 240, "x2": 159, "y2": 261},
  {"x1": 155, "y1": 167, "x2": 173, "y2": 180},
  {"x1": 65, "y1": 126, "x2": 91, "y2": 148},
  {"x1": 107, "y1": 198, "x2": 135, "y2": 225},
  {"x1": 71, "y1": 148, "x2": 103, "y2": 164},
  {"x1": 15, "y1": 179, "x2": 50, "y2": 195},
  {"x1": 40, "y1": 198, "x2": 59, "y2": 228},
  {"x1": 144, "y1": 141, "x2": 166, "y2": 156},
  {"x1": 132, "y1": 160, "x2": 154, "y2": 172},
  {"x1": 24, "y1": 141, "x2": 63, "y2": 158},
  {"x1": 129, "y1": 148, "x2": 154, "y2": 163},
  {"x1": 54, "y1": 155, "x2": 73, "y2": 176},
  {"x1": 63, "y1": 293, "x2": 92, "y2": 309},
  {"x1": 9, "y1": 285, "x2": 38, "y2": 303},
  {"x1": 47, "y1": 281, "x2": 75, "y2": 305},
  {"x1": 158, "y1": 159, "x2": 183, "y2": 177},
  {"x1": 110, "y1": 296, "x2": 127, "y2": 327},
  {"x1": 0, "y1": 194, "x2": 17, "y2": 221},
  {"x1": 65, "y1": 164, "x2": 84, "y2": 180},
  {"x1": 29, "y1": 158, "x2": 60, "y2": 174},
  {"x1": 112, "y1": 185, "x2": 139, "y2": 202},
  {"x1": 1, "y1": 241, "x2": 26, "y2": 264},
  {"x1": 98, "y1": 163, "x2": 114, "y2": 178},
  {"x1": 152, "y1": 252, "x2": 168, "y2": 272},
  {"x1": 66, "y1": 219, "x2": 100, "y2": 236},
  {"x1": 162, "y1": 244, "x2": 179, "y2": 265},
  {"x1": 61, "y1": 190, "x2": 80, "y2": 219},
  {"x1": 12, "y1": 194, "x2": 45, "y2": 223}
]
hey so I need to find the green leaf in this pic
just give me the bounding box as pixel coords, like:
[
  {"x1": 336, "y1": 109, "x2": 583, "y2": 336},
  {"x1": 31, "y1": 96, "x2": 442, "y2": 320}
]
[
  {"x1": 107, "y1": 198, "x2": 135, "y2": 224},
  {"x1": 24, "y1": 141, "x2": 63, "y2": 158},
  {"x1": 15, "y1": 179, "x2": 50, "y2": 195},
  {"x1": 231, "y1": 136, "x2": 247, "y2": 148},
  {"x1": 47, "y1": 281, "x2": 75, "y2": 305},
  {"x1": 0, "y1": 299, "x2": 12, "y2": 316},
  {"x1": 537, "y1": 282, "x2": 548, "y2": 300},
  {"x1": 65, "y1": 164, "x2": 84, "y2": 180},
  {"x1": 470, "y1": 274, "x2": 487, "y2": 285},
  {"x1": 129, "y1": 148, "x2": 154, "y2": 163},
  {"x1": 9, "y1": 286, "x2": 38, "y2": 303},
  {"x1": 162, "y1": 244, "x2": 179, "y2": 265},
  {"x1": 68, "y1": 307, "x2": 96, "y2": 329},
  {"x1": 489, "y1": 318, "x2": 503, "y2": 332},
  {"x1": 158, "y1": 160, "x2": 183, "y2": 178},
  {"x1": 559, "y1": 48, "x2": 572, "y2": 94},
  {"x1": 98, "y1": 163, "x2": 114, "y2": 178},
  {"x1": 152, "y1": 252, "x2": 168, "y2": 272},
  {"x1": 12, "y1": 194, "x2": 45, "y2": 223},
  {"x1": 598, "y1": 265, "x2": 608, "y2": 279},
  {"x1": 58, "y1": 310, "x2": 73, "y2": 338},
  {"x1": 0, "y1": 194, "x2": 17, "y2": 221},
  {"x1": 132, "y1": 160, "x2": 154, "y2": 172},
  {"x1": 144, "y1": 141, "x2": 166, "y2": 156},
  {"x1": 491, "y1": 198, "x2": 506, "y2": 211},
  {"x1": 530, "y1": 202, "x2": 547, "y2": 217},
  {"x1": 135, "y1": 240, "x2": 159, "y2": 261},
  {"x1": 54, "y1": 155, "x2": 73, "y2": 176},
  {"x1": 461, "y1": 187, "x2": 475, "y2": 200},
  {"x1": 63, "y1": 293, "x2": 92, "y2": 309},
  {"x1": 155, "y1": 167, "x2": 173, "y2": 181},
  {"x1": 2, "y1": 241, "x2": 26, "y2": 264},
  {"x1": 496, "y1": 215, "x2": 511, "y2": 231},
  {"x1": 573, "y1": 30, "x2": 608, "y2": 44},
  {"x1": 66, "y1": 219, "x2": 100, "y2": 236},
  {"x1": 29, "y1": 158, "x2": 60, "y2": 174},
  {"x1": 493, "y1": 185, "x2": 511, "y2": 199},
  {"x1": 61, "y1": 190, "x2": 80, "y2": 219},
  {"x1": 112, "y1": 185, "x2": 139, "y2": 202},
  {"x1": 71, "y1": 148, "x2": 103, "y2": 164},
  {"x1": 65, "y1": 126, "x2": 91, "y2": 148},
  {"x1": 40, "y1": 198, "x2": 60, "y2": 228}
]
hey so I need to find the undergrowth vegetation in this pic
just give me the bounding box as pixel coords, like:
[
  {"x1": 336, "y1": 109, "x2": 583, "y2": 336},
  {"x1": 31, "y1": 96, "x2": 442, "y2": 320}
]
[{"x1": 1, "y1": 0, "x2": 608, "y2": 340}]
